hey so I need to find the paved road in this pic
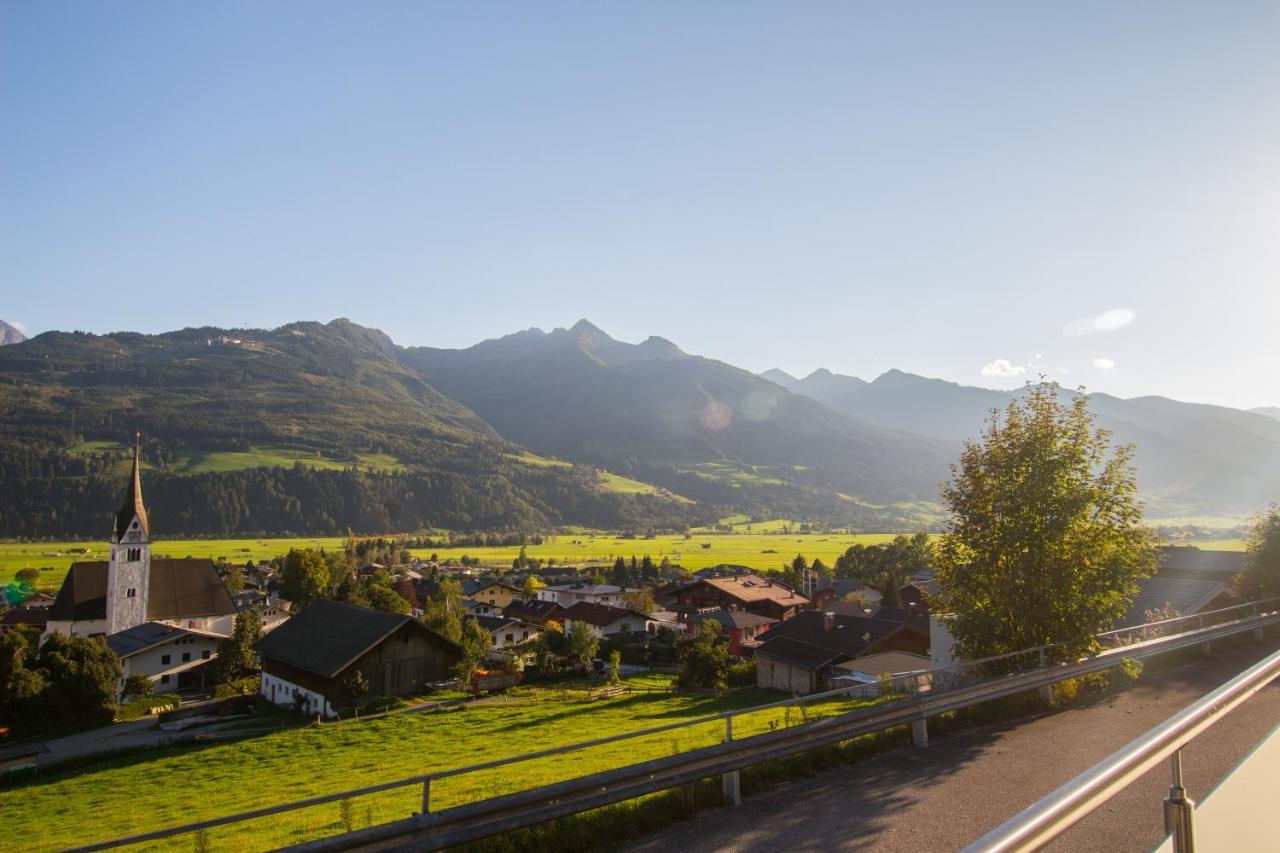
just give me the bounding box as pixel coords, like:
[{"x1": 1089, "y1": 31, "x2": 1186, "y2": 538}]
[{"x1": 626, "y1": 637, "x2": 1280, "y2": 853}]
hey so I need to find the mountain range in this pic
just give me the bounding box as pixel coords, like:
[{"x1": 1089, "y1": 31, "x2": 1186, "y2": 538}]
[{"x1": 0, "y1": 318, "x2": 1275, "y2": 536}]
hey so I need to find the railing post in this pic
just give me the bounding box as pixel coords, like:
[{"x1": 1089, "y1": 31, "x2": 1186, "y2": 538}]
[
  {"x1": 421, "y1": 776, "x2": 431, "y2": 814},
  {"x1": 722, "y1": 770, "x2": 741, "y2": 806},
  {"x1": 725, "y1": 714, "x2": 733, "y2": 743},
  {"x1": 1163, "y1": 750, "x2": 1196, "y2": 853},
  {"x1": 1038, "y1": 648, "x2": 1053, "y2": 705},
  {"x1": 912, "y1": 717, "x2": 928, "y2": 748},
  {"x1": 1253, "y1": 603, "x2": 1264, "y2": 642}
]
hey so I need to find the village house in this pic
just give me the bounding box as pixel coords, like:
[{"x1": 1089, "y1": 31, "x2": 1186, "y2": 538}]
[
  {"x1": 825, "y1": 650, "x2": 933, "y2": 697},
  {"x1": 811, "y1": 579, "x2": 883, "y2": 612},
  {"x1": 470, "y1": 615, "x2": 542, "y2": 653},
  {"x1": 754, "y1": 611, "x2": 930, "y2": 694},
  {"x1": 106, "y1": 622, "x2": 224, "y2": 697},
  {"x1": 669, "y1": 573, "x2": 809, "y2": 622},
  {"x1": 44, "y1": 438, "x2": 237, "y2": 640},
  {"x1": 537, "y1": 583, "x2": 636, "y2": 608},
  {"x1": 503, "y1": 598, "x2": 566, "y2": 627},
  {"x1": 232, "y1": 591, "x2": 293, "y2": 633},
  {"x1": 684, "y1": 608, "x2": 778, "y2": 656},
  {"x1": 255, "y1": 599, "x2": 462, "y2": 718},
  {"x1": 462, "y1": 579, "x2": 522, "y2": 610},
  {"x1": 562, "y1": 602, "x2": 654, "y2": 639}
]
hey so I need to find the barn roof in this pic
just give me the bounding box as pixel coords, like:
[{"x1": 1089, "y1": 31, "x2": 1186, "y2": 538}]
[{"x1": 254, "y1": 599, "x2": 460, "y2": 679}]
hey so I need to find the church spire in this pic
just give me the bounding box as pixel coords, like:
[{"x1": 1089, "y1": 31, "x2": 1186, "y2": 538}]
[{"x1": 113, "y1": 432, "x2": 149, "y2": 542}]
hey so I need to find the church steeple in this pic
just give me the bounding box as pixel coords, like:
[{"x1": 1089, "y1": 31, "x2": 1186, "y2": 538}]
[{"x1": 113, "y1": 433, "x2": 149, "y2": 543}]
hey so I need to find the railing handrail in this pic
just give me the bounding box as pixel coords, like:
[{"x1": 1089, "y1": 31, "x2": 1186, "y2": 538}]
[
  {"x1": 963, "y1": 643, "x2": 1280, "y2": 852},
  {"x1": 1096, "y1": 595, "x2": 1280, "y2": 641}
]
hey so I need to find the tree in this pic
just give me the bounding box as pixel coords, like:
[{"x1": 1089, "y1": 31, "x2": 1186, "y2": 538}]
[
  {"x1": 567, "y1": 626, "x2": 599, "y2": 671},
  {"x1": 933, "y1": 383, "x2": 1157, "y2": 662},
  {"x1": 15, "y1": 567, "x2": 39, "y2": 585},
  {"x1": 422, "y1": 577, "x2": 463, "y2": 643},
  {"x1": 367, "y1": 584, "x2": 411, "y2": 614},
  {"x1": 339, "y1": 670, "x2": 369, "y2": 713},
  {"x1": 38, "y1": 633, "x2": 122, "y2": 732},
  {"x1": 216, "y1": 607, "x2": 264, "y2": 684},
  {"x1": 1234, "y1": 505, "x2": 1280, "y2": 601},
  {"x1": 834, "y1": 534, "x2": 932, "y2": 608},
  {"x1": 522, "y1": 575, "x2": 545, "y2": 601},
  {"x1": 608, "y1": 649, "x2": 622, "y2": 685},
  {"x1": 677, "y1": 621, "x2": 727, "y2": 690},
  {"x1": 622, "y1": 588, "x2": 656, "y2": 615},
  {"x1": 281, "y1": 548, "x2": 330, "y2": 606},
  {"x1": 121, "y1": 674, "x2": 154, "y2": 701},
  {"x1": 456, "y1": 618, "x2": 491, "y2": 683},
  {"x1": 0, "y1": 628, "x2": 48, "y2": 735},
  {"x1": 222, "y1": 565, "x2": 245, "y2": 596}
]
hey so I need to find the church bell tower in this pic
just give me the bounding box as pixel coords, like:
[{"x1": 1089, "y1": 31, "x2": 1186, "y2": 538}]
[{"x1": 105, "y1": 434, "x2": 152, "y2": 634}]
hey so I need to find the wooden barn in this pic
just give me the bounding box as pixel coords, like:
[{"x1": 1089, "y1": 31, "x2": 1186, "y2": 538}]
[{"x1": 255, "y1": 599, "x2": 461, "y2": 718}]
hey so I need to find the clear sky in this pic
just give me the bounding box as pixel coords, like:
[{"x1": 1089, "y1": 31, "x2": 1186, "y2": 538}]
[{"x1": 3, "y1": 2, "x2": 1277, "y2": 408}]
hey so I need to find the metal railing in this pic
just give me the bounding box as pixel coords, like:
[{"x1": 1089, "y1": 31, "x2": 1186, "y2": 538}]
[
  {"x1": 64, "y1": 597, "x2": 1280, "y2": 852},
  {"x1": 964, "y1": 643, "x2": 1280, "y2": 852}
]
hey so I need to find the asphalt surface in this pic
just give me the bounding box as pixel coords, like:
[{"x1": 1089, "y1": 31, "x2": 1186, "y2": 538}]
[{"x1": 624, "y1": 636, "x2": 1280, "y2": 853}]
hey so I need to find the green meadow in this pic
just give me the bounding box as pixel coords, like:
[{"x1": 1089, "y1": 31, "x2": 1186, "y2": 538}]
[
  {"x1": 0, "y1": 675, "x2": 873, "y2": 852},
  {"x1": 69, "y1": 440, "x2": 405, "y2": 476}
]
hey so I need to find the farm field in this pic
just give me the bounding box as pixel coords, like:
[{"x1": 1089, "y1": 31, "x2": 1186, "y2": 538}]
[
  {"x1": 70, "y1": 440, "x2": 406, "y2": 476},
  {"x1": 0, "y1": 675, "x2": 874, "y2": 852},
  {"x1": 0, "y1": 523, "x2": 1248, "y2": 592}
]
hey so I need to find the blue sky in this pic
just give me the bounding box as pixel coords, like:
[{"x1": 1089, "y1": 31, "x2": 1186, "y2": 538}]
[{"x1": 3, "y1": 2, "x2": 1277, "y2": 408}]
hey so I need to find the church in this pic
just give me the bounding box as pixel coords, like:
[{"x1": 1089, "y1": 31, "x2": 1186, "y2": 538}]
[{"x1": 45, "y1": 437, "x2": 238, "y2": 648}]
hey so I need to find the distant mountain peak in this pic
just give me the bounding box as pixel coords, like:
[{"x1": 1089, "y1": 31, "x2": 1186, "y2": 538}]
[
  {"x1": 761, "y1": 368, "x2": 797, "y2": 385},
  {"x1": 1253, "y1": 406, "x2": 1280, "y2": 422},
  {"x1": 0, "y1": 319, "x2": 26, "y2": 345},
  {"x1": 568, "y1": 318, "x2": 606, "y2": 336}
]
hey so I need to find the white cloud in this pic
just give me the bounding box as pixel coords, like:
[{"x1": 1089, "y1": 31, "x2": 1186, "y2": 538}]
[
  {"x1": 10, "y1": 320, "x2": 27, "y2": 335},
  {"x1": 1057, "y1": 366, "x2": 1070, "y2": 374},
  {"x1": 1092, "y1": 357, "x2": 1116, "y2": 371},
  {"x1": 1065, "y1": 308, "x2": 1136, "y2": 336},
  {"x1": 1033, "y1": 353, "x2": 1043, "y2": 360},
  {"x1": 982, "y1": 358, "x2": 1026, "y2": 378}
]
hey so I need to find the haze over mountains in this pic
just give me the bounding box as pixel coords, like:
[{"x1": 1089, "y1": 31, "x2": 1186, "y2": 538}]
[
  {"x1": 1, "y1": 318, "x2": 1276, "y2": 537},
  {"x1": 0, "y1": 320, "x2": 26, "y2": 346}
]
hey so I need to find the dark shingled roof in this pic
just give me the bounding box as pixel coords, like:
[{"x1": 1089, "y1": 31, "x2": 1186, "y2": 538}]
[
  {"x1": 1157, "y1": 547, "x2": 1245, "y2": 576},
  {"x1": 563, "y1": 601, "x2": 648, "y2": 627},
  {"x1": 1121, "y1": 577, "x2": 1228, "y2": 627},
  {"x1": 254, "y1": 599, "x2": 461, "y2": 679},
  {"x1": 755, "y1": 636, "x2": 846, "y2": 669},
  {"x1": 757, "y1": 611, "x2": 911, "y2": 659},
  {"x1": 50, "y1": 559, "x2": 236, "y2": 622},
  {"x1": 106, "y1": 621, "x2": 221, "y2": 658},
  {"x1": 687, "y1": 609, "x2": 777, "y2": 629}
]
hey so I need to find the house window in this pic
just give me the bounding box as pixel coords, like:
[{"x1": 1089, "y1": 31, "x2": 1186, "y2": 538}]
[
  {"x1": 201, "y1": 650, "x2": 211, "y2": 660},
  {"x1": 126, "y1": 588, "x2": 136, "y2": 598},
  {"x1": 160, "y1": 674, "x2": 170, "y2": 684},
  {"x1": 182, "y1": 652, "x2": 191, "y2": 663},
  {"x1": 161, "y1": 654, "x2": 171, "y2": 665},
  {"x1": 505, "y1": 633, "x2": 514, "y2": 643}
]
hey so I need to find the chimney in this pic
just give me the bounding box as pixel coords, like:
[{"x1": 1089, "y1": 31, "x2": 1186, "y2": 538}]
[{"x1": 823, "y1": 612, "x2": 836, "y2": 631}]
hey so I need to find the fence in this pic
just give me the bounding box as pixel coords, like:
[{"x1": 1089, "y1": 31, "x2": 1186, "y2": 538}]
[{"x1": 66, "y1": 597, "x2": 1280, "y2": 853}]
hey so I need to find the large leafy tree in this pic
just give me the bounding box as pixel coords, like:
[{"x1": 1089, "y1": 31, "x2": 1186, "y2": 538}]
[
  {"x1": 1234, "y1": 505, "x2": 1280, "y2": 601},
  {"x1": 455, "y1": 618, "x2": 492, "y2": 683},
  {"x1": 281, "y1": 548, "x2": 330, "y2": 606},
  {"x1": 834, "y1": 533, "x2": 932, "y2": 608},
  {"x1": 422, "y1": 577, "x2": 463, "y2": 643},
  {"x1": 37, "y1": 633, "x2": 122, "y2": 732},
  {"x1": 934, "y1": 383, "x2": 1156, "y2": 661}
]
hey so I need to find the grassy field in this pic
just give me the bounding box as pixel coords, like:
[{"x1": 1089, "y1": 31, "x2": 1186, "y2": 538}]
[
  {"x1": 505, "y1": 450, "x2": 691, "y2": 501},
  {"x1": 0, "y1": 529, "x2": 911, "y2": 592},
  {"x1": 0, "y1": 675, "x2": 874, "y2": 852},
  {"x1": 70, "y1": 441, "x2": 404, "y2": 476},
  {"x1": 0, "y1": 520, "x2": 1249, "y2": 593}
]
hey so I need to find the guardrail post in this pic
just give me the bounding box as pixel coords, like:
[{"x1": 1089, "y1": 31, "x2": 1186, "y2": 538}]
[
  {"x1": 722, "y1": 770, "x2": 741, "y2": 806},
  {"x1": 1038, "y1": 648, "x2": 1053, "y2": 705},
  {"x1": 1253, "y1": 604, "x2": 1264, "y2": 642},
  {"x1": 725, "y1": 714, "x2": 733, "y2": 743},
  {"x1": 912, "y1": 717, "x2": 928, "y2": 748},
  {"x1": 1163, "y1": 750, "x2": 1196, "y2": 853},
  {"x1": 421, "y1": 777, "x2": 431, "y2": 814}
]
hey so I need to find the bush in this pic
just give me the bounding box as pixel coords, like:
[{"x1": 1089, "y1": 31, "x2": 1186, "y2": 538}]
[
  {"x1": 121, "y1": 674, "x2": 154, "y2": 701},
  {"x1": 727, "y1": 659, "x2": 756, "y2": 688}
]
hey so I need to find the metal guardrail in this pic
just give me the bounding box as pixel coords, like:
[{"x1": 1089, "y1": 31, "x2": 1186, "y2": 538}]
[
  {"x1": 964, "y1": 643, "x2": 1280, "y2": 852},
  {"x1": 64, "y1": 598, "x2": 1280, "y2": 853}
]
